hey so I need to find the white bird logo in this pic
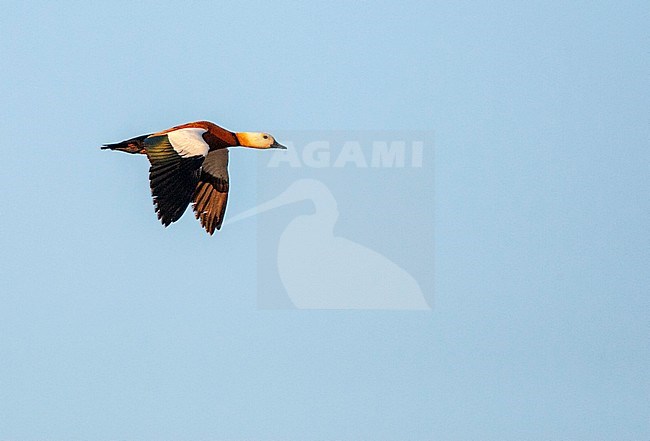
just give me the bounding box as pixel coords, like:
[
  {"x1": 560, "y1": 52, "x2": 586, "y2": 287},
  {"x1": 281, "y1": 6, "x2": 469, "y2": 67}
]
[{"x1": 227, "y1": 179, "x2": 430, "y2": 310}]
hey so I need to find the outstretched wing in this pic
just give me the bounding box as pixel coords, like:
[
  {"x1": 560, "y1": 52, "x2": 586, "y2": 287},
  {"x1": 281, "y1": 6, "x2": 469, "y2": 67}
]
[
  {"x1": 144, "y1": 128, "x2": 209, "y2": 226},
  {"x1": 192, "y1": 149, "x2": 229, "y2": 235}
]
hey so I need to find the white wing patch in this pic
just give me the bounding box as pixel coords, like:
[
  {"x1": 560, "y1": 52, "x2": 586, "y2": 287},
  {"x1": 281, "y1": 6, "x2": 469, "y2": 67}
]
[{"x1": 167, "y1": 128, "x2": 209, "y2": 158}]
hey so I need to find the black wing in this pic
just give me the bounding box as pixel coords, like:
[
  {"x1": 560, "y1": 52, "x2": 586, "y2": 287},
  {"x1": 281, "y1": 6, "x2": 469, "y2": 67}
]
[{"x1": 145, "y1": 135, "x2": 205, "y2": 226}]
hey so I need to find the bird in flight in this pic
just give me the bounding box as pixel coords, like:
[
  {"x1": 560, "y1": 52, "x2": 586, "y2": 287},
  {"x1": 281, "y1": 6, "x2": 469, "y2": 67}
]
[{"x1": 102, "y1": 120, "x2": 286, "y2": 235}]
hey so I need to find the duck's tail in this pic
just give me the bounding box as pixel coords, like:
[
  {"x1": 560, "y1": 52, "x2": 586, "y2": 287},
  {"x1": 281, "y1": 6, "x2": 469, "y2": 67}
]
[{"x1": 101, "y1": 134, "x2": 150, "y2": 154}]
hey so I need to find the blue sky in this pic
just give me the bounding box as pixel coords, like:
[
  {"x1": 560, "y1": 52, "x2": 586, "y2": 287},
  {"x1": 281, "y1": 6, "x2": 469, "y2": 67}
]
[{"x1": 0, "y1": 1, "x2": 648, "y2": 439}]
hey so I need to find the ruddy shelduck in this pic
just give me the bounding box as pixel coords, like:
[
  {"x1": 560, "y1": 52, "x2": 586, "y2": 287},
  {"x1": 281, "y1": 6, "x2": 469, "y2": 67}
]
[{"x1": 102, "y1": 121, "x2": 286, "y2": 235}]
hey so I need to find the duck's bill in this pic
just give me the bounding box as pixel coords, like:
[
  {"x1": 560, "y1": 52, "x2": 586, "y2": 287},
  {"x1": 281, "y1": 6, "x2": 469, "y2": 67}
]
[{"x1": 271, "y1": 141, "x2": 287, "y2": 149}]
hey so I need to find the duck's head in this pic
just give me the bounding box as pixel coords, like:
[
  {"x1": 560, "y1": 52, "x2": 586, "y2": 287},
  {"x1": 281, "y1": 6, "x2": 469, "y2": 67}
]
[{"x1": 235, "y1": 132, "x2": 287, "y2": 149}]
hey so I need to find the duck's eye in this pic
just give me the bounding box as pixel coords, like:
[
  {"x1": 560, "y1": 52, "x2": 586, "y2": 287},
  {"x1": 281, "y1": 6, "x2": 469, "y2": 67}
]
[{"x1": 263, "y1": 135, "x2": 269, "y2": 139}]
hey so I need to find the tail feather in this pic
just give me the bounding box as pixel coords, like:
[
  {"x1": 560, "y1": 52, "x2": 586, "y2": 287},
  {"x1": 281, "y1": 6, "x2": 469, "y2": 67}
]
[{"x1": 101, "y1": 134, "x2": 151, "y2": 154}]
